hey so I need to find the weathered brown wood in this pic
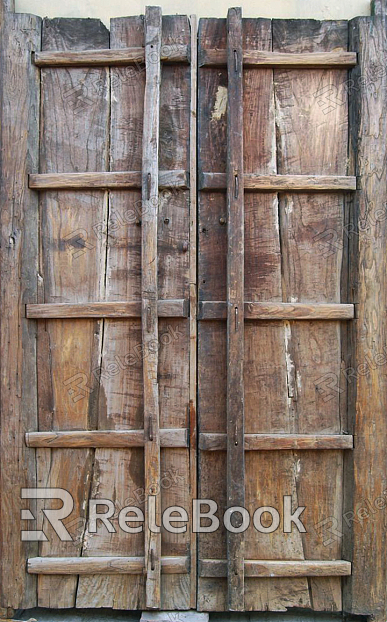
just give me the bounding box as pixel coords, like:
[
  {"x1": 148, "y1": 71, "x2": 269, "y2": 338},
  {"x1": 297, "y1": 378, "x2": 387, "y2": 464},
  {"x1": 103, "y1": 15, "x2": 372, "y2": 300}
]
[
  {"x1": 142, "y1": 7, "x2": 162, "y2": 610},
  {"x1": 26, "y1": 429, "x2": 188, "y2": 448},
  {"x1": 36, "y1": 17, "x2": 110, "y2": 609},
  {"x1": 226, "y1": 7, "x2": 245, "y2": 612},
  {"x1": 188, "y1": 12, "x2": 198, "y2": 611},
  {"x1": 371, "y1": 0, "x2": 387, "y2": 15},
  {"x1": 199, "y1": 49, "x2": 357, "y2": 67},
  {"x1": 343, "y1": 14, "x2": 387, "y2": 622},
  {"x1": 0, "y1": 9, "x2": 41, "y2": 610},
  {"x1": 199, "y1": 433, "x2": 354, "y2": 451},
  {"x1": 28, "y1": 557, "x2": 189, "y2": 575},
  {"x1": 33, "y1": 45, "x2": 189, "y2": 66},
  {"x1": 200, "y1": 173, "x2": 356, "y2": 191},
  {"x1": 27, "y1": 300, "x2": 188, "y2": 319},
  {"x1": 199, "y1": 302, "x2": 354, "y2": 320},
  {"x1": 29, "y1": 170, "x2": 188, "y2": 190},
  {"x1": 199, "y1": 560, "x2": 352, "y2": 578}
]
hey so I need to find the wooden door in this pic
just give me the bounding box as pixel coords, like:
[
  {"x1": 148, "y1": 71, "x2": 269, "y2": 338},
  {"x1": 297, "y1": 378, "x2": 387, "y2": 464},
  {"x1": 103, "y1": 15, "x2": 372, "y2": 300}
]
[
  {"x1": 2, "y1": 1, "x2": 387, "y2": 618},
  {"x1": 197, "y1": 6, "x2": 387, "y2": 618}
]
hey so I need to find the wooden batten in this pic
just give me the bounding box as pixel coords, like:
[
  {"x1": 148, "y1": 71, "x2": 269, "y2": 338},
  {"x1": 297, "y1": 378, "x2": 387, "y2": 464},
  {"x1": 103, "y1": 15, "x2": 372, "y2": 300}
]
[
  {"x1": 199, "y1": 560, "x2": 352, "y2": 578},
  {"x1": 199, "y1": 49, "x2": 357, "y2": 67},
  {"x1": 226, "y1": 7, "x2": 245, "y2": 611},
  {"x1": 26, "y1": 300, "x2": 188, "y2": 319},
  {"x1": 142, "y1": 6, "x2": 162, "y2": 610},
  {"x1": 200, "y1": 172, "x2": 357, "y2": 191},
  {"x1": 28, "y1": 556, "x2": 189, "y2": 575},
  {"x1": 26, "y1": 428, "x2": 189, "y2": 448},
  {"x1": 33, "y1": 45, "x2": 190, "y2": 66},
  {"x1": 199, "y1": 433, "x2": 354, "y2": 451},
  {"x1": 199, "y1": 301, "x2": 355, "y2": 320},
  {"x1": 29, "y1": 170, "x2": 189, "y2": 190}
]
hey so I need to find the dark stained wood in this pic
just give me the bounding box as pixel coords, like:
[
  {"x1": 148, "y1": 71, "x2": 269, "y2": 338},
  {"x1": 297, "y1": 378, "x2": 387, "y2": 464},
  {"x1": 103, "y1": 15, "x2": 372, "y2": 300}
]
[
  {"x1": 199, "y1": 301, "x2": 354, "y2": 320},
  {"x1": 200, "y1": 173, "x2": 356, "y2": 191},
  {"x1": 200, "y1": 560, "x2": 352, "y2": 578},
  {"x1": 0, "y1": 8, "x2": 41, "y2": 610},
  {"x1": 226, "y1": 8, "x2": 245, "y2": 612},
  {"x1": 142, "y1": 7, "x2": 162, "y2": 610},
  {"x1": 28, "y1": 556, "x2": 189, "y2": 575},
  {"x1": 27, "y1": 300, "x2": 188, "y2": 318},
  {"x1": 26, "y1": 429, "x2": 189, "y2": 448},
  {"x1": 29, "y1": 170, "x2": 188, "y2": 189},
  {"x1": 343, "y1": 14, "x2": 387, "y2": 622},
  {"x1": 199, "y1": 49, "x2": 357, "y2": 67},
  {"x1": 199, "y1": 433, "x2": 354, "y2": 451},
  {"x1": 33, "y1": 45, "x2": 189, "y2": 66}
]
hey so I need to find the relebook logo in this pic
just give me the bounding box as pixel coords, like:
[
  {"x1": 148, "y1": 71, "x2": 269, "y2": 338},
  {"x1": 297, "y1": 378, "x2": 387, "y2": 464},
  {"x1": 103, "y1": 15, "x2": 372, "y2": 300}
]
[{"x1": 20, "y1": 489, "x2": 306, "y2": 542}]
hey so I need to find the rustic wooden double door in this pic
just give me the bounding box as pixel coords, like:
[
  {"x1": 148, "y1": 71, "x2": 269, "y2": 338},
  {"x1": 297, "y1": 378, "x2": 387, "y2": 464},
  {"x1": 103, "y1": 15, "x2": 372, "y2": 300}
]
[{"x1": 2, "y1": 1, "x2": 387, "y2": 617}]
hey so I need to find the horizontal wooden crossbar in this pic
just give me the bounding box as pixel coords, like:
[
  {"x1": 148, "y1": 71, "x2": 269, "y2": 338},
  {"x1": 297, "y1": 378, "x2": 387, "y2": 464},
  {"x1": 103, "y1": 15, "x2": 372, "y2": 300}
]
[
  {"x1": 33, "y1": 46, "x2": 190, "y2": 67},
  {"x1": 200, "y1": 173, "x2": 357, "y2": 191},
  {"x1": 199, "y1": 302, "x2": 355, "y2": 321},
  {"x1": 199, "y1": 560, "x2": 352, "y2": 578},
  {"x1": 26, "y1": 300, "x2": 188, "y2": 319},
  {"x1": 29, "y1": 170, "x2": 189, "y2": 190},
  {"x1": 28, "y1": 556, "x2": 189, "y2": 575},
  {"x1": 199, "y1": 433, "x2": 354, "y2": 451},
  {"x1": 26, "y1": 428, "x2": 188, "y2": 448},
  {"x1": 199, "y1": 50, "x2": 357, "y2": 68}
]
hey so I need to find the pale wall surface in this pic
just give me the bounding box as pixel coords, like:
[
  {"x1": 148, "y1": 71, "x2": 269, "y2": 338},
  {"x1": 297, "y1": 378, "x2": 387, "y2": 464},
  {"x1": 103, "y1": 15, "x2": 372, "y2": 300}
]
[{"x1": 15, "y1": 0, "x2": 370, "y2": 27}]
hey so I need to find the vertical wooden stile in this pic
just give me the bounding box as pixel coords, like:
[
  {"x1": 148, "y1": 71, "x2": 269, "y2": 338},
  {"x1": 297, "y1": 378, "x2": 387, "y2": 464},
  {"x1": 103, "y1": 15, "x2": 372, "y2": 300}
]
[
  {"x1": 226, "y1": 7, "x2": 245, "y2": 612},
  {"x1": 142, "y1": 5, "x2": 162, "y2": 610},
  {"x1": 189, "y1": 13, "x2": 198, "y2": 610}
]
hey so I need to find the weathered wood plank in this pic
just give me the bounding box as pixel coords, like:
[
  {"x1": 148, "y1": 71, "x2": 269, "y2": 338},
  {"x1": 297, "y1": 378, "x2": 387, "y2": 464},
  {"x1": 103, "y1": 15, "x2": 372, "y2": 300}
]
[
  {"x1": 200, "y1": 173, "x2": 356, "y2": 191},
  {"x1": 199, "y1": 560, "x2": 351, "y2": 578},
  {"x1": 188, "y1": 12, "x2": 198, "y2": 611},
  {"x1": 26, "y1": 429, "x2": 189, "y2": 448},
  {"x1": 36, "y1": 16, "x2": 110, "y2": 609},
  {"x1": 142, "y1": 7, "x2": 162, "y2": 610},
  {"x1": 199, "y1": 49, "x2": 357, "y2": 67},
  {"x1": 29, "y1": 170, "x2": 188, "y2": 189},
  {"x1": 33, "y1": 45, "x2": 189, "y2": 66},
  {"x1": 27, "y1": 300, "x2": 188, "y2": 319},
  {"x1": 199, "y1": 302, "x2": 354, "y2": 320},
  {"x1": 343, "y1": 14, "x2": 387, "y2": 622},
  {"x1": 28, "y1": 557, "x2": 189, "y2": 575},
  {"x1": 199, "y1": 433, "x2": 354, "y2": 451},
  {"x1": 226, "y1": 8, "x2": 245, "y2": 612},
  {"x1": 0, "y1": 9, "x2": 41, "y2": 610}
]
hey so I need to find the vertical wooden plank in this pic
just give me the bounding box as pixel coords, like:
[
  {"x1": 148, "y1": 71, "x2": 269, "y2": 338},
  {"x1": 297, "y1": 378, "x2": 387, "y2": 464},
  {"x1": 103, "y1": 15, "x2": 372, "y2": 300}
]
[
  {"x1": 142, "y1": 6, "x2": 162, "y2": 610},
  {"x1": 75, "y1": 16, "x2": 146, "y2": 610},
  {"x1": 37, "y1": 17, "x2": 109, "y2": 608},
  {"x1": 273, "y1": 18, "x2": 349, "y2": 612},
  {"x1": 226, "y1": 7, "x2": 245, "y2": 612},
  {"x1": 344, "y1": 14, "x2": 387, "y2": 621},
  {"x1": 0, "y1": 5, "x2": 41, "y2": 610},
  {"x1": 189, "y1": 13, "x2": 198, "y2": 611}
]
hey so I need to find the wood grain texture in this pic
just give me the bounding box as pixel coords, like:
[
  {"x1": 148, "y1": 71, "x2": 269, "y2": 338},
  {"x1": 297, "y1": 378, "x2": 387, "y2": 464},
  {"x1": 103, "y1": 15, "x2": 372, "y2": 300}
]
[
  {"x1": 200, "y1": 173, "x2": 356, "y2": 191},
  {"x1": 199, "y1": 560, "x2": 351, "y2": 578},
  {"x1": 343, "y1": 14, "x2": 387, "y2": 622},
  {"x1": 30, "y1": 170, "x2": 188, "y2": 189},
  {"x1": 27, "y1": 300, "x2": 188, "y2": 318},
  {"x1": 36, "y1": 17, "x2": 110, "y2": 609},
  {"x1": 33, "y1": 45, "x2": 189, "y2": 66},
  {"x1": 0, "y1": 10, "x2": 41, "y2": 610},
  {"x1": 199, "y1": 302, "x2": 354, "y2": 320},
  {"x1": 26, "y1": 429, "x2": 189, "y2": 448},
  {"x1": 226, "y1": 8, "x2": 245, "y2": 611},
  {"x1": 199, "y1": 433, "x2": 354, "y2": 451},
  {"x1": 142, "y1": 7, "x2": 162, "y2": 609},
  {"x1": 28, "y1": 556, "x2": 189, "y2": 575},
  {"x1": 199, "y1": 49, "x2": 357, "y2": 67}
]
